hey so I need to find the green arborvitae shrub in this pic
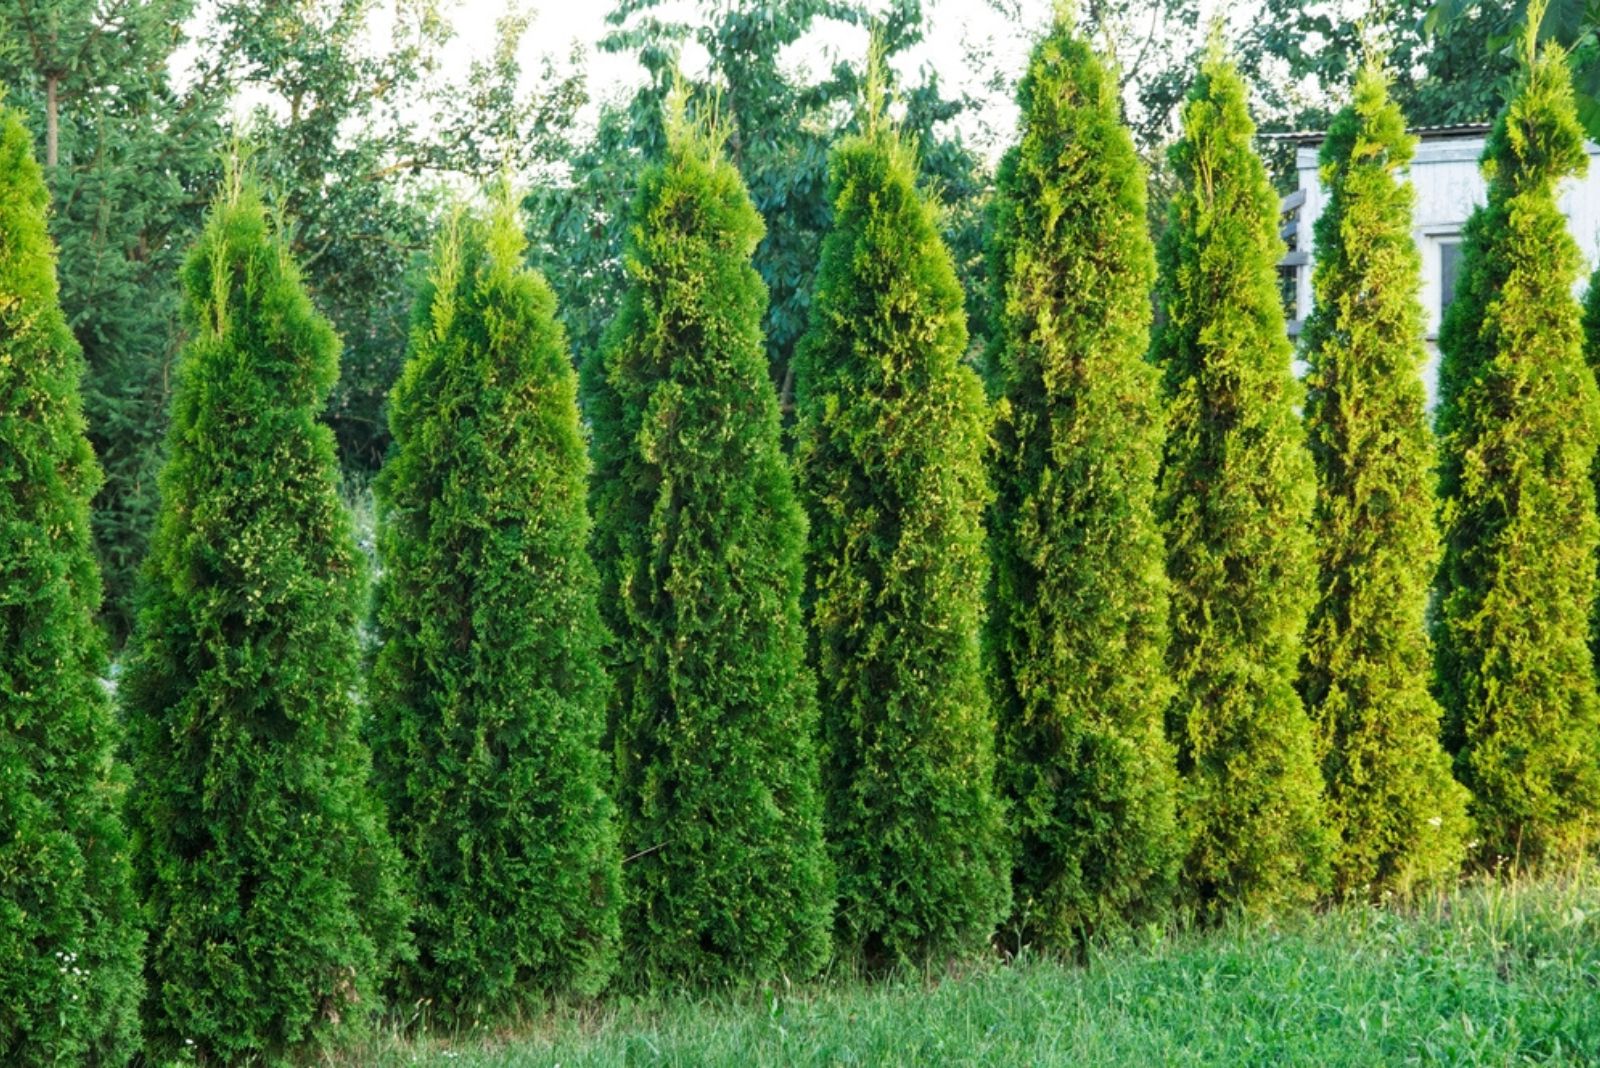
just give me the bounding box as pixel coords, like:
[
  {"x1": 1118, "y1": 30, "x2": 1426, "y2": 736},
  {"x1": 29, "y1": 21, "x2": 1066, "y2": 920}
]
[
  {"x1": 1153, "y1": 44, "x2": 1330, "y2": 919},
  {"x1": 0, "y1": 105, "x2": 142, "y2": 1067},
  {"x1": 793, "y1": 101, "x2": 1008, "y2": 967},
  {"x1": 121, "y1": 176, "x2": 407, "y2": 1064},
  {"x1": 582, "y1": 99, "x2": 831, "y2": 985},
  {"x1": 368, "y1": 193, "x2": 621, "y2": 1021},
  {"x1": 983, "y1": 18, "x2": 1181, "y2": 946},
  {"x1": 1433, "y1": 28, "x2": 1600, "y2": 869},
  {"x1": 1299, "y1": 60, "x2": 1470, "y2": 899}
]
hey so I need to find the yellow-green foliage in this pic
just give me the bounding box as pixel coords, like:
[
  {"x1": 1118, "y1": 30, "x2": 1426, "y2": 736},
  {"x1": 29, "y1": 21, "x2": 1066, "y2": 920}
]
[
  {"x1": 793, "y1": 111, "x2": 1008, "y2": 966},
  {"x1": 1153, "y1": 45, "x2": 1330, "y2": 919},
  {"x1": 1300, "y1": 61, "x2": 1470, "y2": 898},
  {"x1": 0, "y1": 105, "x2": 142, "y2": 1066},
  {"x1": 984, "y1": 18, "x2": 1181, "y2": 945},
  {"x1": 583, "y1": 103, "x2": 831, "y2": 985},
  {"x1": 122, "y1": 178, "x2": 406, "y2": 1064},
  {"x1": 1434, "y1": 31, "x2": 1600, "y2": 869},
  {"x1": 369, "y1": 193, "x2": 621, "y2": 1021}
]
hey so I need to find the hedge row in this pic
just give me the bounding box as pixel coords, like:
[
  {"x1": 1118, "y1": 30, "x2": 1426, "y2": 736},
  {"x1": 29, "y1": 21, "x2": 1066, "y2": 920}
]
[{"x1": 5, "y1": 13, "x2": 1598, "y2": 1064}]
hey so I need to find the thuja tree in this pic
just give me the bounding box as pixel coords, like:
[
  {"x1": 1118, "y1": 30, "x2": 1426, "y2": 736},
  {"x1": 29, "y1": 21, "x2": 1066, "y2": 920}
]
[
  {"x1": 793, "y1": 97, "x2": 1008, "y2": 966},
  {"x1": 1300, "y1": 60, "x2": 1470, "y2": 898},
  {"x1": 1153, "y1": 44, "x2": 1329, "y2": 919},
  {"x1": 0, "y1": 0, "x2": 224, "y2": 644},
  {"x1": 122, "y1": 177, "x2": 407, "y2": 1063},
  {"x1": 1433, "y1": 27, "x2": 1600, "y2": 868},
  {"x1": 369, "y1": 194, "x2": 621, "y2": 1020},
  {"x1": 583, "y1": 98, "x2": 831, "y2": 985},
  {"x1": 983, "y1": 17, "x2": 1180, "y2": 946},
  {"x1": 0, "y1": 106, "x2": 142, "y2": 1066}
]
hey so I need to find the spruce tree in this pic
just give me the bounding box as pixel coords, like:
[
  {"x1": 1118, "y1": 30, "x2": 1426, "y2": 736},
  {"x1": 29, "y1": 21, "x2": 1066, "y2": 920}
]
[
  {"x1": 122, "y1": 175, "x2": 407, "y2": 1064},
  {"x1": 368, "y1": 193, "x2": 621, "y2": 1020},
  {"x1": 793, "y1": 90, "x2": 1008, "y2": 966},
  {"x1": 1153, "y1": 43, "x2": 1330, "y2": 918},
  {"x1": 0, "y1": 105, "x2": 141, "y2": 1066},
  {"x1": 983, "y1": 17, "x2": 1181, "y2": 945},
  {"x1": 1433, "y1": 23, "x2": 1600, "y2": 868},
  {"x1": 582, "y1": 97, "x2": 831, "y2": 985},
  {"x1": 1300, "y1": 60, "x2": 1470, "y2": 899}
]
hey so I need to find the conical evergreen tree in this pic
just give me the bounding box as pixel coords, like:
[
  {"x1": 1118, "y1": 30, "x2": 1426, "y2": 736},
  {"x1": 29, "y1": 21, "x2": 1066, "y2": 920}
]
[
  {"x1": 793, "y1": 81, "x2": 1008, "y2": 966},
  {"x1": 983, "y1": 17, "x2": 1180, "y2": 946},
  {"x1": 368, "y1": 193, "x2": 621, "y2": 1020},
  {"x1": 1153, "y1": 43, "x2": 1330, "y2": 918},
  {"x1": 1433, "y1": 20, "x2": 1600, "y2": 868},
  {"x1": 1300, "y1": 60, "x2": 1470, "y2": 899},
  {"x1": 582, "y1": 96, "x2": 831, "y2": 985},
  {"x1": 0, "y1": 105, "x2": 141, "y2": 1067},
  {"x1": 122, "y1": 175, "x2": 407, "y2": 1064}
]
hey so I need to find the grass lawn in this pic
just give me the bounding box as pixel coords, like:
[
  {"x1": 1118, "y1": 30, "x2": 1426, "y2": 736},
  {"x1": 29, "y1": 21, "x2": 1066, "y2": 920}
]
[{"x1": 358, "y1": 871, "x2": 1600, "y2": 1066}]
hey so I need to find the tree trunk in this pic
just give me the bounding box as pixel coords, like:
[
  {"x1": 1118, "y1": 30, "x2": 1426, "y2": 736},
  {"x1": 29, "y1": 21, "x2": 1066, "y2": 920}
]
[{"x1": 45, "y1": 73, "x2": 58, "y2": 168}]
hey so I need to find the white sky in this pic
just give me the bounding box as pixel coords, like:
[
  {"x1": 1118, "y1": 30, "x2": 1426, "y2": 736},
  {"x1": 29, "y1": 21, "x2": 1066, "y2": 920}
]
[
  {"x1": 184, "y1": 0, "x2": 1295, "y2": 163},
  {"x1": 458, "y1": 0, "x2": 1063, "y2": 146},
  {"x1": 430, "y1": 0, "x2": 1237, "y2": 148},
  {"x1": 511, "y1": 0, "x2": 1055, "y2": 99},
  {"x1": 495, "y1": 0, "x2": 1303, "y2": 147}
]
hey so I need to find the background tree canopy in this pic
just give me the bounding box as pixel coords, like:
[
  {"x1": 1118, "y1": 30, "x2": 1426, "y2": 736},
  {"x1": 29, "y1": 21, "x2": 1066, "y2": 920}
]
[
  {"x1": 0, "y1": 0, "x2": 578, "y2": 637},
  {"x1": 528, "y1": 0, "x2": 992, "y2": 413},
  {"x1": 0, "y1": 0, "x2": 1575, "y2": 644}
]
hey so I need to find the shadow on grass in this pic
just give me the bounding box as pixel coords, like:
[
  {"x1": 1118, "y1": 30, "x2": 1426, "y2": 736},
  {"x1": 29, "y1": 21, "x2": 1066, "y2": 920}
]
[{"x1": 345, "y1": 866, "x2": 1600, "y2": 1066}]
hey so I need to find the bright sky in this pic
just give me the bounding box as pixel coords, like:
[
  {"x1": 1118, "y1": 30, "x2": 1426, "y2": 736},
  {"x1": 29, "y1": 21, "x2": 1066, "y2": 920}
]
[
  {"x1": 457, "y1": 0, "x2": 1280, "y2": 147},
  {"x1": 467, "y1": 0, "x2": 1062, "y2": 147},
  {"x1": 513, "y1": 0, "x2": 1057, "y2": 100},
  {"x1": 441, "y1": 0, "x2": 1229, "y2": 149},
  {"x1": 185, "y1": 0, "x2": 1289, "y2": 158}
]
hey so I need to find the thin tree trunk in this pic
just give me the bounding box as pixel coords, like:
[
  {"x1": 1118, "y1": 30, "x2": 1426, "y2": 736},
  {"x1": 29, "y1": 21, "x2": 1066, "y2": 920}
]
[{"x1": 45, "y1": 73, "x2": 58, "y2": 168}]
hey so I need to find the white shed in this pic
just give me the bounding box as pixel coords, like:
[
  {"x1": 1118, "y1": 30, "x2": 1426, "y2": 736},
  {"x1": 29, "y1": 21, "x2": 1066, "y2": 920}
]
[{"x1": 1277, "y1": 124, "x2": 1600, "y2": 403}]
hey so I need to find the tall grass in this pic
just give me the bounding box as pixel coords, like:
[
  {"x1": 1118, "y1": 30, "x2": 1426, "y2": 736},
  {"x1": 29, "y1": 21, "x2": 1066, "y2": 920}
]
[{"x1": 353, "y1": 868, "x2": 1600, "y2": 1066}]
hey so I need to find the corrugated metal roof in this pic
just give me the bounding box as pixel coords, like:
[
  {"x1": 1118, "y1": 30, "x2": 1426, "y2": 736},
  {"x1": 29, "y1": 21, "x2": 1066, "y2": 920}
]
[{"x1": 1267, "y1": 123, "x2": 1495, "y2": 145}]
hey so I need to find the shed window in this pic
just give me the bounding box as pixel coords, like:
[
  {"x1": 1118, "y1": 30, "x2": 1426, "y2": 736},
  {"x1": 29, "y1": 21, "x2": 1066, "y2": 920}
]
[{"x1": 1439, "y1": 239, "x2": 1465, "y2": 319}]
